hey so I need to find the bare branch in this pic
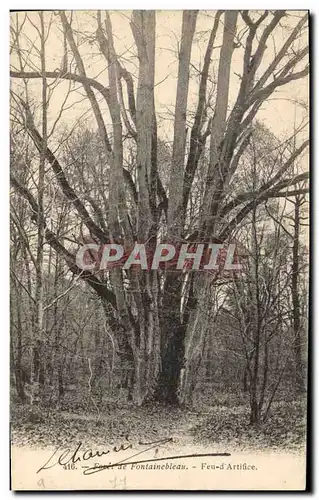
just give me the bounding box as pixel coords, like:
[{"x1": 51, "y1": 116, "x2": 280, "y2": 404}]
[
  {"x1": 10, "y1": 172, "x2": 117, "y2": 308},
  {"x1": 59, "y1": 11, "x2": 112, "y2": 154}
]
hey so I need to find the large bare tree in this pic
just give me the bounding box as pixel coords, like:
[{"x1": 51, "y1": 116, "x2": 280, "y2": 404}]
[{"x1": 10, "y1": 10, "x2": 309, "y2": 405}]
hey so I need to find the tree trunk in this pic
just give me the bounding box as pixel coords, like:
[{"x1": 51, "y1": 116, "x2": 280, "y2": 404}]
[
  {"x1": 155, "y1": 322, "x2": 185, "y2": 405},
  {"x1": 178, "y1": 275, "x2": 212, "y2": 405},
  {"x1": 292, "y1": 197, "x2": 305, "y2": 392},
  {"x1": 30, "y1": 12, "x2": 47, "y2": 405},
  {"x1": 168, "y1": 10, "x2": 197, "y2": 239},
  {"x1": 154, "y1": 274, "x2": 185, "y2": 404},
  {"x1": 249, "y1": 205, "x2": 262, "y2": 425}
]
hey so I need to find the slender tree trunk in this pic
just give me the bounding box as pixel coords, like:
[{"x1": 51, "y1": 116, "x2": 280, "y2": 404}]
[
  {"x1": 292, "y1": 197, "x2": 304, "y2": 392},
  {"x1": 30, "y1": 13, "x2": 47, "y2": 404},
  {"x1": 249, "y1": 205, "x2": 261, "y2": 425},
  {"x1": 10, "y1": 291, "x2": 26, "y2": 403}
]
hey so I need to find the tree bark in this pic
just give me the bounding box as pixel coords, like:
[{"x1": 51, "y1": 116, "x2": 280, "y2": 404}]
[
  {"x1": 292, "y1": 196, "x2": 305, "y2": 393},
  {"x1": 155, "y1": 274, "x2": 185, "y2": 404},
  {"x1": 168, "y1": 10, "x2": 197, "y2": 240}
]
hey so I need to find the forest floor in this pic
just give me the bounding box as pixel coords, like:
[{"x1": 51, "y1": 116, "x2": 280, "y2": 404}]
[{"x1": 11, "y1": 390, "x2": 307, "y2": 453}]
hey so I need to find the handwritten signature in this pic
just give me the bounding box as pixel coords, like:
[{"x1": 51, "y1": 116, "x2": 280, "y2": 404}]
[{"x1": 37, "y1": 438, "x2": 231, "y2": 476}]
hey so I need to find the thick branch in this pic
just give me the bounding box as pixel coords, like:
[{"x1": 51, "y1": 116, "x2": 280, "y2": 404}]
[
  {"x1": 221, "y1": 169, "x2": 309, "y2": 217},
  {"x1": 118, "y1": 65, "x2": 137, "y2": 125},
  {"x1": 95, "y1": 15, "x2": 137, "y2": 139},
  {"x1": 183, "y1": 11, "x2": 222, "y2": 213},
  {"x1": 10, "y1": 70, "x2": 111, "y2": 107},
  {"x1": 104, "y1": 11, "x2": 133, "y2": 244},
  {"x1": 201, "y1": 11, "x2": 238, "y2": 234},
  {"x1": 21, "y1": 102, "x2": 109, "y2": 243},
  {"x1": 250, "y1": 66, "x2": 309, "y2": 106},
  {"x1": 123, "y1": 168, "x2": 138, "y2": 205},
  {"x1": 10, "y1": 173, "x2": 117, "y2": 308},
  {"x1": 219, "y1": 172, "x2": 309, "y2": 240},
  {"x1": 131, "y1": 10, "x2": 157, "y2": 241},
  {"x1": 168, "y1": 10, "x2": 198, "y2": 238},
  {"x1": 59, "y1": 11, "x2": 112, "y2": 154},
  {"x1": 251, "y1": 13, "x2": 308, "y2": 96}
]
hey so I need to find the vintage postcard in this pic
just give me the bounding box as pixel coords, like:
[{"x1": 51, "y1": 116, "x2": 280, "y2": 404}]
[{"x1": 10, "y1": 10, "x2": 309, "y2": 490}]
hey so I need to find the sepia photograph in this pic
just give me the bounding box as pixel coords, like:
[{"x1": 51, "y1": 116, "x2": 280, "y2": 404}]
[{"x1": 9, "y1": 9, "x2": 309, "y2": 490}]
